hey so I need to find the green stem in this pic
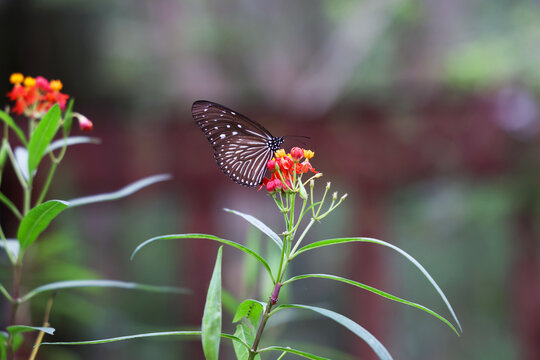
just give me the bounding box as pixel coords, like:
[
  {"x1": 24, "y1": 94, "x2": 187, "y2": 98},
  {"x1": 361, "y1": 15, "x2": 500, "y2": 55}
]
[
  {"x1": 315, "y1": 184, "x2": 330, "y2": 218},
  {"x1": 23, "y1": 179, "x2": 32, "y2": 216},
  {"x1": 9, "y1": 262, "x2": 22, "y2": 324},
  {"x1": 250, "y1": 190, "x2": 298, "y2": 359},
  {"x1": 35, "y1": 127, "x2": 68, "y2": 207},
  {"x1": 289, "y1": 217, "x2": 316, "y2": 257},
  {"x1": 248, "y1": 297, "x2": 274, "y2": 360},
  {"x1": 35, "y1": 160, "x2": 58, "y2": 206}
]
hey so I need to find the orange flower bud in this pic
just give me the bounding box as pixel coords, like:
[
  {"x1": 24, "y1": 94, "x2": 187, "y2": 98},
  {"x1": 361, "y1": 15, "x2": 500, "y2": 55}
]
[{"x1": 50, "y1": 80, "x2": 63, "y2": 92}]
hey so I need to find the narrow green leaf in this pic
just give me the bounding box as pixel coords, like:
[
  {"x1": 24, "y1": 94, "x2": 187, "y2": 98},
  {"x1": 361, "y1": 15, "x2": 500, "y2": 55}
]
[
  {"x1": 17, "y1": 200, "x2": 69, "y2": 250},
  {"x1": 0, "y1": 192, "x2": 22, "y2": 219},
  {"x1": 271, "y1": 304, "x2": 393, "y2": 360},
  {"x1": 224, "y1": 208, "x2": 283, "y2": 249},
  {"x1": 20, "y1": 279, "x2": 189, "y2": 303},
  {"x1": 202, "y1": 246, "x2": 223, "y2": 360},
  {"x1": 40, "y1": 331, "x2": 250, "y2": 349},
  {"x1": 283, "y1": 274, "x2": 459, "y2": 335},
  {"x1": 0, "y1": 283, "x2": 14, "y2": 303},
  {"x1": 258, "y1": 346, "x2": 330, "y2": 360},
  {"x1": 131, "y1": 233, "x2": 274, "y2": 283},
  {"x1": 27, "y1": 104, "x2": 61, "y2": 176},
  {"x1": 67, "y1": 174, "x2": 172, "y2": 207},
  {"x1": 62, "y1": 98, "x2": 74, "y2": 136},
  {"x1": 233, "y1": 299, "x2": 264, "y2": 327},
  {"x1": 293, "y1": 237, "x2": 462, "y2": 333},
  {"x1": 7, "y1": 325, "x2": 55, "y2": 336},
  {"x1": 0, "y1": 110, "x2": 27, "y2": 146},
  {"x1": 46, "y1": 136, "x2": 100, "y2": 154}
]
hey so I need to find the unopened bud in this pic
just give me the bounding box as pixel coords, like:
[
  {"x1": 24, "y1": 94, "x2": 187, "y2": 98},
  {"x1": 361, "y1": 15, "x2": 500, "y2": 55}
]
[
  {"x1": 332, "y1": 191, "x2": 338, "y2": 201},
  {"x1": 326, "y1": 182, "x2": 331, "y2": 190},
  {"x1": 299, "y1": 180, "x2": 308, "y2": 200},
  {"x1": 341, "y1": 193, "x2": 348, "y2": 201},
  {"x1": 290, "y1": 147, "x2": 304, "y2": 162}
]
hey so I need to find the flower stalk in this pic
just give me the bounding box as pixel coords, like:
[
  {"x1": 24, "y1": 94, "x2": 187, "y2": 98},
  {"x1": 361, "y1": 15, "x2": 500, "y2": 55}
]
[{"x1": 248, "y1": 147, "x2": 347, "y2": 358}]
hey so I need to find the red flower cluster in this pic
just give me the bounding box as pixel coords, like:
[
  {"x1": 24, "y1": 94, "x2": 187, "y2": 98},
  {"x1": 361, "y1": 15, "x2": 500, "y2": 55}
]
[
  {"x1": 6, "y1": 73, "x2": 93, "y2": 131},
  {"x1": 7, "y1": 73, "x2": 69, "y2": 117},
  {"x1": 262, "y1": 147, "x2": 317, "y2": 193}
]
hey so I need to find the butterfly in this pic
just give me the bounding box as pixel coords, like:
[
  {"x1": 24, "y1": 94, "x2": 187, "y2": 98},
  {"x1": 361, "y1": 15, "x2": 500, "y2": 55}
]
[{"x1": 192, "y1": 100, "x2": 285, "y2": 187}]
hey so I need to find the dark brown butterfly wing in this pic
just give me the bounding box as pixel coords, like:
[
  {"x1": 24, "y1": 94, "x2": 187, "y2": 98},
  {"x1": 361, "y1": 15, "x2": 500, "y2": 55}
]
[{"x1": 192, "y1": 100, "x2": 284, "y2": 187}]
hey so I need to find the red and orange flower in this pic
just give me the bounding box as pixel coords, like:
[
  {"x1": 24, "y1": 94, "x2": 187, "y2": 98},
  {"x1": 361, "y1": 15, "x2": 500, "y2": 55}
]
[
  {"x1": 7, "y1": 73, "x2": 68, "y2": 117},
  {"x1": 6, "y1": 73, "x2": 92, "y2": 131},
  {"x1": 261, "y1": 147, "x2": 317, "y2": 194}
]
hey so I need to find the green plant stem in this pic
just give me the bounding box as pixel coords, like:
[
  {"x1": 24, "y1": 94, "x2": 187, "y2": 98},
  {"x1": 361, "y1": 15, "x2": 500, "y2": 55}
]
[
  {"x1": 8, "y1": 264, "x2": 23, "y2": 359},
  {"x1": 250, "y1": 191, "x2": 297, "y2": 360},
  {"x1": 35, "y1": 160, "x2": 58, "y2": 206},
  {"x1": 290, "y1": 217, "x2": 316, "y2": 257},
  {"x1": 248, "y1": 297, "x2": 273, "y2": 360},
  {"x1": 23, "y1": 180, "x2": 32, "y2": 217},
  {"x1": 35, "y1": 140, "x2": 68, "y2": 206},
  {"x1": 9, "y1": 263, "x2": 22, "y2": 325}
]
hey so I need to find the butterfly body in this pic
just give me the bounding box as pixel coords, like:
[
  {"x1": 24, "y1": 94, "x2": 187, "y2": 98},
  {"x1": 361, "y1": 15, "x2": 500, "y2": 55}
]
[{"x1": 192, "y1": 100, "x2": 284, "y2": 187}]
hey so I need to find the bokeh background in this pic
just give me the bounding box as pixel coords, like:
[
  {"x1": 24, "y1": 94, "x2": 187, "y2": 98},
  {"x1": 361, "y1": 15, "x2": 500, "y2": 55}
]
[{"x1": 1, "y1": 0, "x2": 540, "y2": 359}]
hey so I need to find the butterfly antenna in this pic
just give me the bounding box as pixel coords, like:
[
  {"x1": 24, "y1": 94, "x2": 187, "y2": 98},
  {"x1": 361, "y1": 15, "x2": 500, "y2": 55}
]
[{"x1": 283, "y1": 135, "x2": 310, "y2": 147}]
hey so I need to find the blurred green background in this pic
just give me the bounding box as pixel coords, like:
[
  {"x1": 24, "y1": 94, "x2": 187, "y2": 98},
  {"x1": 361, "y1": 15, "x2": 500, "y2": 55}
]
[{"x1": 1, "y1": 0, "x2": 539, "y2": 359}]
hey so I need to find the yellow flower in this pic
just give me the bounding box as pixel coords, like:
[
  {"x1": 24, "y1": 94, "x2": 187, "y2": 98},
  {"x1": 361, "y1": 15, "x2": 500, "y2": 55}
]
[
  {"x1": 50, "y1": 80, "x2": 63, "y2": 92},
  {"x1": 275, "y1": 149, "x2": 286, "y2": 158},
  {"x1": 23, "y1": 76, "x2": 36, "y2": 88},
  {"x1": 303, "y1": 149, "x2": 314, "y2": 159},
  {"x1": 9, "y1": 73, "x2": 24, "y2": 85}
]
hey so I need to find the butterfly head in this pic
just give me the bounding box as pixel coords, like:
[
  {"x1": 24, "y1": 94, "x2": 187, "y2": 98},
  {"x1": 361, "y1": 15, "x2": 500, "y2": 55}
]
[{"x1": 268, "y1": 137, "x2": 285, "y2": 152}]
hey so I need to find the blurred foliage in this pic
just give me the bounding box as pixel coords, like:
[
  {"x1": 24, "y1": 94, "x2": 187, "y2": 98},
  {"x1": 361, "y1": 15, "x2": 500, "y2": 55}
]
[{"x1": 388, "y1": 176, "x2": 528, "y2": 359}]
